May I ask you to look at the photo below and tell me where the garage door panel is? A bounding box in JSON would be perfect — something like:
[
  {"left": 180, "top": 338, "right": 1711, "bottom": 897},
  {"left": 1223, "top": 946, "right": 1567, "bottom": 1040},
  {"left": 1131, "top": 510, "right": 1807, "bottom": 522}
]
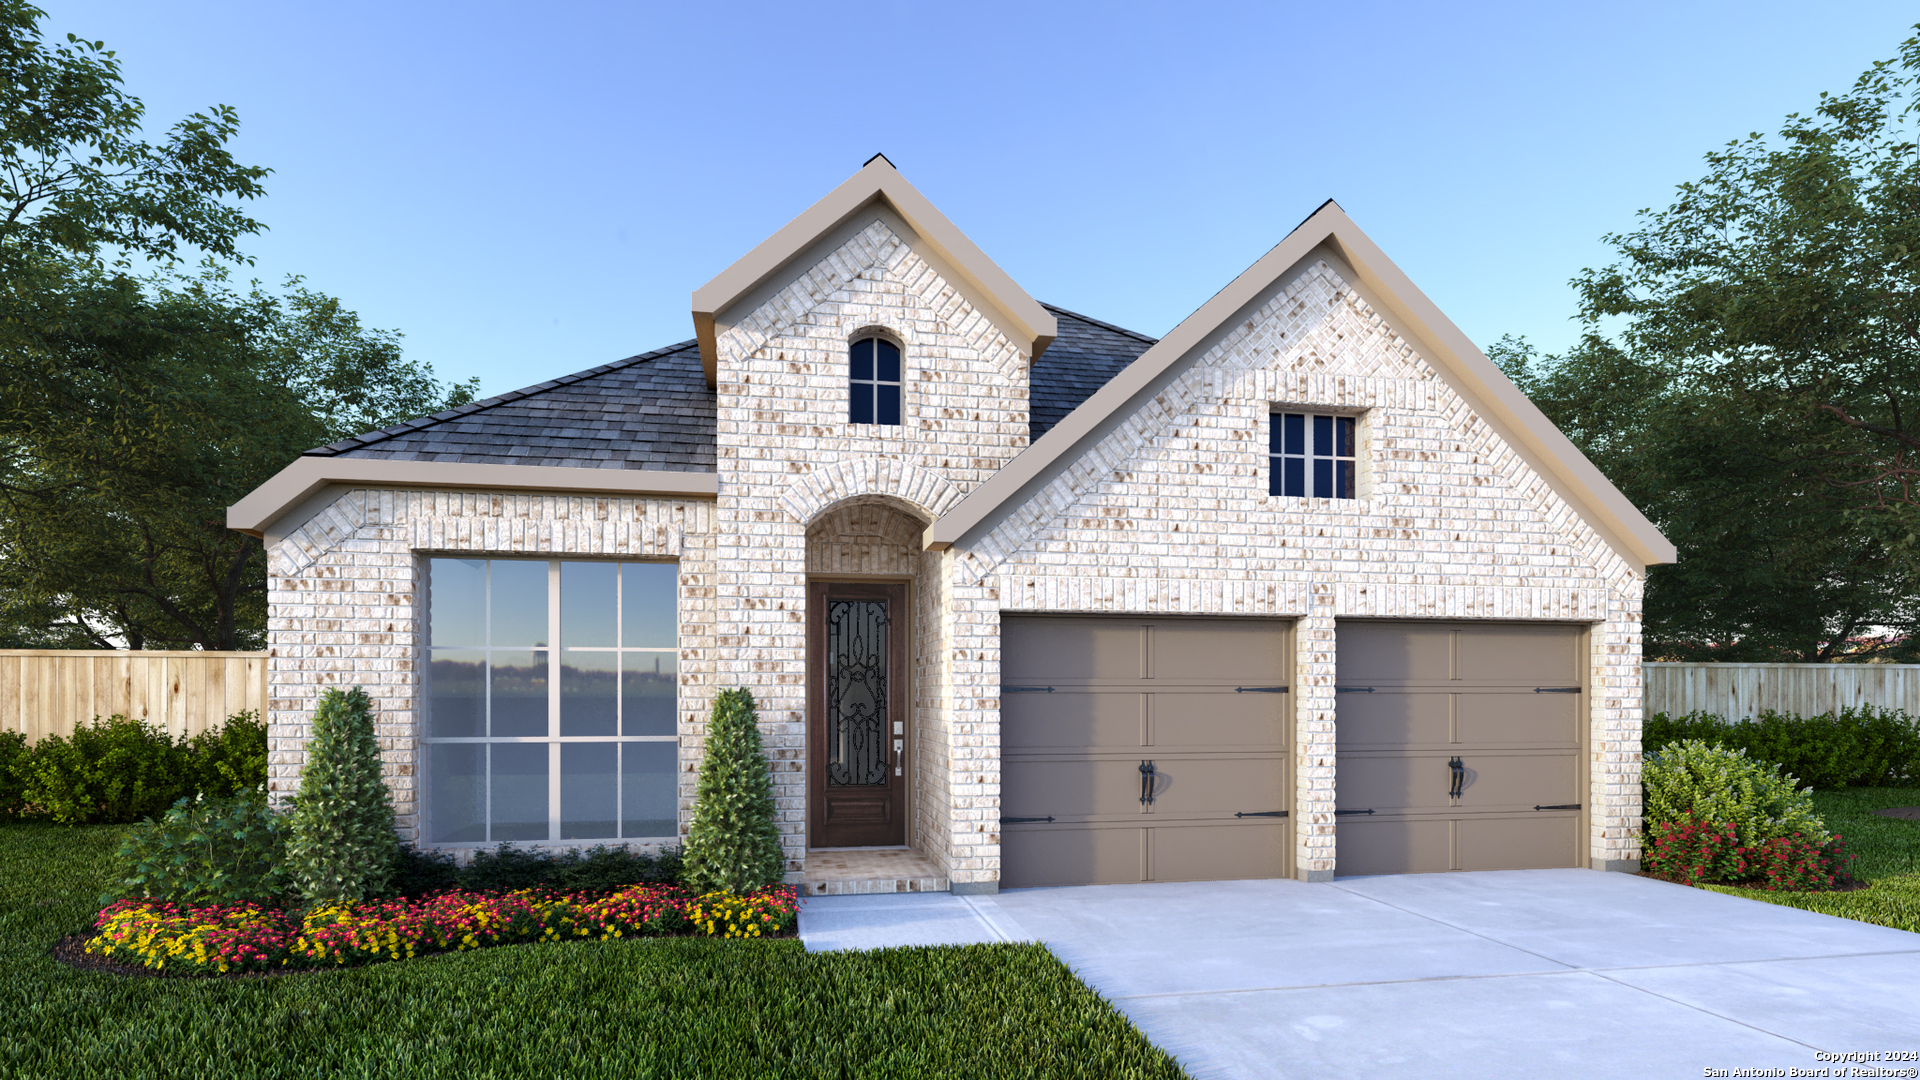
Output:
[
  {"left": 1457, "top": 627, "right": 1580, "bottom": 685},
  {"left": 1149, "top": 755, "right": 1289, "bottom": 817},
  {"left": 1150, "top": 822, "right": 1288, "bottom": 882},
  {"left": 1003, "top": 691, "right": 1143, "bottom": 752},
  {"left": 1335, "top": 752, "right": 1458, "bottom": 813},
  {"left": 1336, "top": 817, "right": 1454, "bottom": 876},
  {"left": 1459, "top": 814, "right": 1580, "bottom": 870},
  {"left": 1458, "top": 751, "right": 1579, "bottom": 808},
  {"left": 1149, "top": 623, "right": 1288, "bottom": 683},
  {"left": 1002, "top": 757, "right": 1148, "bottom": 820},
  {"left": 1150, "top": 692, "right": 1287, "bottom": 748},
  {"left": 1002, "top": 824, "right": 1142, "bottom": 888},
  {"left": 1457, "top": 692, "right": 1579, "bottom": 747},
  {"left": 1333, "top": 691, "right": 1451, "bottom": 748},
  {"left": 1002, "top": 618, "right": 1143, "bottom": 683},
  {"left": 1335, "top": 622, "right": 1453, "bottom": 683}
]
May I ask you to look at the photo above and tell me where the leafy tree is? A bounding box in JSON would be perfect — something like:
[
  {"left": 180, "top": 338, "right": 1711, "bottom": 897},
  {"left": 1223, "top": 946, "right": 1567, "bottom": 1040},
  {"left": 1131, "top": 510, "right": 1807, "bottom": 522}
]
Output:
[
  {"left": 684, "top": 689, "right": 786, "bottom": 894},
  {"left": 282, "top": 687, "right": 398, "bottom": 906},
  {"left": 0, "top": 3, "right": 476, "bottom": 650},
  {"left": 1498, "top": 26, "right": 1920, "bottom": 661}
]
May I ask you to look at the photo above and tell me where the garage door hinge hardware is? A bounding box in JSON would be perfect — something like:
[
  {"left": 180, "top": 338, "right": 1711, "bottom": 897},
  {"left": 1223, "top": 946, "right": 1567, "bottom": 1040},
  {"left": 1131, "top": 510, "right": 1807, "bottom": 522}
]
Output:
[
  {"left": 1533, "top": 804, "right": 1581, "bottom": 811},
  {"left": 1335, "top": 686, "right": 1374, "bottom": 693},
  {"left": 1139, "top": 760, "right": 1157, "bottom": 805},
  {"left": 1003, "top": 816, "right": 1056, "bottom": 824},
  {"left": 1003, "top": 686, "right": 1055, "bottom": 693},
  {"left": 1334, "top": 808, "right": 1375, "bottom": 816},
  {"left": 1235, "top": 685, "right": 1290, "bottom": 693},
  {"left": 1234, "top": 810, "right": 1289, "bottom": 818},
  {"left": 1533, "top": 687, "right": 1580, "bottom": 694}
]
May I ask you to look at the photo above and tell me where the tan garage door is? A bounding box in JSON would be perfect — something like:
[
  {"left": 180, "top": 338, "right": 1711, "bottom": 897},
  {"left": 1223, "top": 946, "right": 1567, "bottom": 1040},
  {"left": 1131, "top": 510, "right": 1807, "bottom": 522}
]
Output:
[
  {"left": 1000, "top": 616, "right": 1292, "bottom": 888},
  {"left": 1334, "top": 621, "right": 1585, "bottom": 876}
]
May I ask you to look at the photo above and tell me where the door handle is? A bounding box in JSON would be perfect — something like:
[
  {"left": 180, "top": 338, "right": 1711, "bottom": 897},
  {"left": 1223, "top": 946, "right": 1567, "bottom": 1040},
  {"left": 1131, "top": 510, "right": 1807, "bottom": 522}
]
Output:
[
  {"left": 1139, "top": 760, "right": 1156, "bottom": 806},
  {"left": 1448, "top": 757, "right": 1464, "bottom": 800}
]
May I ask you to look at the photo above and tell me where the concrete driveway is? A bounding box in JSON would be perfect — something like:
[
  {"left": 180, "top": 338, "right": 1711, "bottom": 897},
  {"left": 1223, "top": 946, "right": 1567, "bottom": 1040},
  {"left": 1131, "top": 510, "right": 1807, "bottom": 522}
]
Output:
[{"left": 798, "top": 869, "right": 1920, "bottom": 1080}]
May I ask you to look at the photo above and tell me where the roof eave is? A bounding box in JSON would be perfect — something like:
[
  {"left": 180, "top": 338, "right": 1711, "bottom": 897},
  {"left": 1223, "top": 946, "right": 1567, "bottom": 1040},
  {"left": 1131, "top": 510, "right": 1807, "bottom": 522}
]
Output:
[
  {"left": 925, "top": 202, "right": 1676, "bottom": 572},
  {"left": 690, "top": 157, "right": 1056, "bottom": 388}
]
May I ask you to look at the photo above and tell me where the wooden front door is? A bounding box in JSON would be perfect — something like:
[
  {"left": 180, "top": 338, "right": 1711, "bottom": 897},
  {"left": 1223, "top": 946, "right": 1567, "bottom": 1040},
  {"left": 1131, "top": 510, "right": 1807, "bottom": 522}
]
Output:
[{"left": 809, "top": 581, "right": 908, "bottom": 847}]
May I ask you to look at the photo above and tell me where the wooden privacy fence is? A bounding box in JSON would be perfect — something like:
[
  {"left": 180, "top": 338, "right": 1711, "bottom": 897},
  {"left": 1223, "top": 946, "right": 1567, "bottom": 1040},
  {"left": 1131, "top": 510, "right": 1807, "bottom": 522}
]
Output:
[
  {"left": 1644, "top": 662, "right": 1920, "bottom": 720},
  {"left": 0, "top": 650, "right": 268, "bottom": 744}
]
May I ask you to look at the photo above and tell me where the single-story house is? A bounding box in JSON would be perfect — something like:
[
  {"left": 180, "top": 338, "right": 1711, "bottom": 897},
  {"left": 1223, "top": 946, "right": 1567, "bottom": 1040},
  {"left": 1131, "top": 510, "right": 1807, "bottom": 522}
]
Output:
[{"left": 229, "top": 156, "right": 1675, "bottom": 894}]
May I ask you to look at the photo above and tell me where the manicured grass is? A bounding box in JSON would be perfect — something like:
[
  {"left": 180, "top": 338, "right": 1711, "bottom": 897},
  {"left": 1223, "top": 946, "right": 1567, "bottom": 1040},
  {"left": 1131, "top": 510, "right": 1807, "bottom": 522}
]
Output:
[
  {"left": 1702, "top": 786, "right": 1920, "bottom": 933},
  {"left": 0, "top": 824, "right": 1186, "bottom": 1079}
]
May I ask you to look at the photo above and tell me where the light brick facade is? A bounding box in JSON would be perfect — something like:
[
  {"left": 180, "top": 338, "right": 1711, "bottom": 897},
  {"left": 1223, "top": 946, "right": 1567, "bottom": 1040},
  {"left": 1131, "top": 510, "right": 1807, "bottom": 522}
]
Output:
[{"left": 260, "top": 192, "right": 1652, "bottom": 885}]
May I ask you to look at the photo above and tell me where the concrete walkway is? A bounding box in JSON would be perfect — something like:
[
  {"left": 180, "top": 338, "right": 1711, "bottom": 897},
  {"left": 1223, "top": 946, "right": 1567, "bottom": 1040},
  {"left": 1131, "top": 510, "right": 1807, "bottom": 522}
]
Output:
[{"left": 798, "top": 869, "right": 1920, "bottom": 1080}]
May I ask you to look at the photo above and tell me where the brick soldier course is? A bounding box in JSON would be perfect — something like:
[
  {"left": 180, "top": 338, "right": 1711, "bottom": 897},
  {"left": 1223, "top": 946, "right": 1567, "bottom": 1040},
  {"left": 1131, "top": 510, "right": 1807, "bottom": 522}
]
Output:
[{"left": 231, "top": 156, "right": 1673, "bottom": 892}]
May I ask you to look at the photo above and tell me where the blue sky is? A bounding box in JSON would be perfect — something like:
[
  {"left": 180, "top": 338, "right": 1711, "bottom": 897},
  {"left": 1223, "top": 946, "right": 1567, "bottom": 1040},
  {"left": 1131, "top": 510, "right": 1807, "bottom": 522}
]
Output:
[{"left": 44, "top": 1, "right": 1920, "bottom": 400}]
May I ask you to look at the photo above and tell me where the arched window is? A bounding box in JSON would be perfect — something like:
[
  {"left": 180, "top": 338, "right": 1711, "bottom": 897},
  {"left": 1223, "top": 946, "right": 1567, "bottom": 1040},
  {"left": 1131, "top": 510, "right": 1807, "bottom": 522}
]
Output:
[{"left": 849, "top": 335, "right": 902, "bottom": 425}]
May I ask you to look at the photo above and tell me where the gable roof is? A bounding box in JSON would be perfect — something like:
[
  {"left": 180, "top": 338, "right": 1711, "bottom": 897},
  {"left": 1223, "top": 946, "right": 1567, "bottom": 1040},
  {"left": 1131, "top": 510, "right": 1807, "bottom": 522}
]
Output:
[
  {"left": 924, "top": 201, "right": 1678, "bottom": 571},
  {"left": 690, "top": 155, "right": 1058, "bottom": 387}
]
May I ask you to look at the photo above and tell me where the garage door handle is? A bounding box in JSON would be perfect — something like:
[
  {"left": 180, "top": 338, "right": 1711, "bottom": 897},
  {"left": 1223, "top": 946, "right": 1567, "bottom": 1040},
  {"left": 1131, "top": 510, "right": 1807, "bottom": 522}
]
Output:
[
  {"left": 1139, "top": 760, "right": 1156, "bottom": 805},
  {"left": 1448, "top": 756, "right": 1464, "bottom": 799},
  {"left": 1334, "top": 808, "right": 1375, "bottom": 816},
  {"left": 1234, "top": 810, "right": 1289, "bottom": 818},
  {"left": 1533, "top": 804, "right": 1581, "bottom": 811},
  {"left": 1336, "top": 686, "right": 1374, "bottom": 693},
  {"left": 1235, "top": 685, "right": 1289, "bottom": 693},
  {"left": 1534, "top": 687, "right": 1580, "bottom": 694},
  {"left": 1004, "top": 816, "right": 1056, "bottom": 824}
]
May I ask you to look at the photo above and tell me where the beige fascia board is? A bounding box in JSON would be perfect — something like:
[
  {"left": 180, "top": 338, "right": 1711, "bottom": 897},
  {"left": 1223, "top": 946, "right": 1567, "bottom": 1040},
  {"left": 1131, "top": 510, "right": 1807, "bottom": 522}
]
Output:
[
  {"left": 925, "top": 202, "right": 1676, "bottom": 571},
  {"left": 689, "top": 157, "right": 1056, "bottom": 388},
  {"left": 227, "top": 457, "right": 719, "bottom": 538}
]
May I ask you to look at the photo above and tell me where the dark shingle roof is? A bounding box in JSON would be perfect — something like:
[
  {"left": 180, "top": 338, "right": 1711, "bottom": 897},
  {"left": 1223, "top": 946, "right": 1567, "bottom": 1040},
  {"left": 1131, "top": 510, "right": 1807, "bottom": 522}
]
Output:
[
  {"left": 1030, "top": 304, "right": 1158, "bottom": 440},
  {"left": 306, "top": 340, "right": 715, "bottom": 471},
  {"left": 309, "top": 304, "right": 1157, "bottom": 469}
]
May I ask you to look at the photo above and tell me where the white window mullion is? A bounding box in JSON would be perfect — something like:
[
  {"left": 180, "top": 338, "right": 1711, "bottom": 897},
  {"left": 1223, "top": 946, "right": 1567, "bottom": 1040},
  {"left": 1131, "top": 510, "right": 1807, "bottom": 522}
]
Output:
[{"left": 547, "top": 559, "right": 561, "bottom": 843}]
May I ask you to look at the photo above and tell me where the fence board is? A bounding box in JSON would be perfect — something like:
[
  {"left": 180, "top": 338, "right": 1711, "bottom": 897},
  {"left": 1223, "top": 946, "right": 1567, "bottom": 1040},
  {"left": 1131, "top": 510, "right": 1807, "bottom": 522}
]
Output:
[
  {"left": 0, "top": 650, "right": 269, "bottom": 743},
  {"left": 1645, "top": 662, "right": 1920, "bottom": 720}
]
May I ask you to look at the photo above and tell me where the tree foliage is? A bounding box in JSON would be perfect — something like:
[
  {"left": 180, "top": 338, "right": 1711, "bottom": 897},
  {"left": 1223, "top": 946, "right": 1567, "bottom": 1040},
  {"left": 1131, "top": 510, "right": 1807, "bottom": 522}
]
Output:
[
  {"left": 0, "top": 3, "right": 475, "bottom": 650},
  {"left": 1497, "top": 26, "right": 1920, "bottom": 661},
  {"left": 684, "top": 689, "right": 786, "bottom": 895}
]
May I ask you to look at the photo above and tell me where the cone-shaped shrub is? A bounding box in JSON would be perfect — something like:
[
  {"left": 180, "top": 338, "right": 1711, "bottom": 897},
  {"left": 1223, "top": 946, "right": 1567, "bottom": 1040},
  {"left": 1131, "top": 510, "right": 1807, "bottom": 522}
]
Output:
[
  {"left": 684, "top": 688, "right": 785, "bottom": 894},
  {"left": 283, "top": 687, "right": 398, "bottom": 905}
]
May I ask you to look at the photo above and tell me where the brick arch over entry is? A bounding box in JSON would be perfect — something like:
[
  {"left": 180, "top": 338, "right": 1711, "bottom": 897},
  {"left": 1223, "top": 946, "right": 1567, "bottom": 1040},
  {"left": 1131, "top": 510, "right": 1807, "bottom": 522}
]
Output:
[
  {"left": 779, "top": 457, "right": 963, "bottom": 527},
  {"left": 805, "top": 499, "right": 927, "bottom": 576}
]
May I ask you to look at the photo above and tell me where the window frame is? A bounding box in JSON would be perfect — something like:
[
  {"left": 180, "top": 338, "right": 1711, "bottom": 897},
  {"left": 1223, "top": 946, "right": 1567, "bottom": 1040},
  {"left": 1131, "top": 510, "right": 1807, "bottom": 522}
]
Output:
[
  {"left": 1269, "top": 411, "right": 1359, "bottom": 500},
  {"left": 421, "top": 556, "right": 680, "bottom": 848},
  {"left": 848, "top": 331, "right": 904, "bottom": 426}
]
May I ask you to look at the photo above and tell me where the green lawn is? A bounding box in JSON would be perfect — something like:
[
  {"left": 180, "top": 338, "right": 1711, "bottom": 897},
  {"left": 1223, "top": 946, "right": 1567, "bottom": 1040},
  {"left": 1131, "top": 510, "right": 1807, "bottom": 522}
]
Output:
[
  {"left": 1702, "top": 786, "right": 1920, "bottom": 933},
  {"left": 0, "top": 824, "right": 1186, "bottom": 1080}
]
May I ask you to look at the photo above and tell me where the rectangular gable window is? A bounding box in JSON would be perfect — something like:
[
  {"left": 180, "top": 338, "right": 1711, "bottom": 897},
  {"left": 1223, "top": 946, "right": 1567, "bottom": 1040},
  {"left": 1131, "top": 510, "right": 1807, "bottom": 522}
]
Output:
[
  {"left": 425, "top": 558, "right": 679, "bottom": 845},
  {"left": 1270, "top": 412, "right": 1356, "bottom": 499}
]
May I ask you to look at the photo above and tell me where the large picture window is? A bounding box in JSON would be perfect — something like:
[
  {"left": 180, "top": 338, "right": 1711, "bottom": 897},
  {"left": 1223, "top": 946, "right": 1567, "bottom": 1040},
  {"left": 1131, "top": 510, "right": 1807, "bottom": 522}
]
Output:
[{"left": 424, "top": 558, "right": 678, "bottom": 845}]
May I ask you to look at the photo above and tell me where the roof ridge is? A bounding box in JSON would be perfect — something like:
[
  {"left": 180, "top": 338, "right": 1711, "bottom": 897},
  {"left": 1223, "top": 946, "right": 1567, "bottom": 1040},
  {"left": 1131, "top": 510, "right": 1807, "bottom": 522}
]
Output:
[
  {"left": 303, "top": 339, "right": 701, "bottom": 457},
  {"left": 1039, "top": 302, "right": 1159, "bottom": 346}
]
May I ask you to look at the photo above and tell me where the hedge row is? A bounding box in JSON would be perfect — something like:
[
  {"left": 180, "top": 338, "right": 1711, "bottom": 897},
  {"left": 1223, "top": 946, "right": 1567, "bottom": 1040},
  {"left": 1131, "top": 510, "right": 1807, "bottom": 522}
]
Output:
[
  {"left": 0, "top": 712, "right": 266, "bottom": 824},
  {"left": 1643, "top": 706, "right": 1920, "bottom": 789}
]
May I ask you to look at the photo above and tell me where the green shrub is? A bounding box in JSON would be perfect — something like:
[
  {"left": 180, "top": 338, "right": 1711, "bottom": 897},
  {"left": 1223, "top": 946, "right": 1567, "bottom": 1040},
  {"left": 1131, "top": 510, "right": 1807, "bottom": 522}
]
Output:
[
  {"left": 282, "top": 687, "right": 398, "bottom": 905},
  {"left": 1644, "top": 706, "right": 1920, "bottom": 788},
  {"left": 1643, "top": 739, "right": 1826, "bottom": 849},
  {"left": 104, "top": 791, "right": 285, "bottom": 905},
  {"left": 684, "top": 688, "right": 785, "bottom": 894},
  {"left": 391, "top": 842, "right": 686, "bottom": 897},
  {"left": 0, "top": 730, "right": 27, "bottom": 819},
  {"left": 185, "top": 710, "right": 269, "bottom": 796},
  {"left": 20, "top": 715, "right": 191, "bottom": 824}
]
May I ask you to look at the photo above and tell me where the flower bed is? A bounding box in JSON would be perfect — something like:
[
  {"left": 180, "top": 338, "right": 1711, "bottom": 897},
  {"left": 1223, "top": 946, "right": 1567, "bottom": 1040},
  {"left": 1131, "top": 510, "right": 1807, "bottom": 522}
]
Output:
[{"left": 86, "top": 883, "right": 799, "bottom": 975}]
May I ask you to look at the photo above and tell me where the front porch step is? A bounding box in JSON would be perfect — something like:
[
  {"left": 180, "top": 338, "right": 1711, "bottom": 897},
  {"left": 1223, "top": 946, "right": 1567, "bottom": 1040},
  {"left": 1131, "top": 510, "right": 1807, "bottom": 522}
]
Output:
[{"left": 803, "top": 847, "right": 947, "bottom": 896}]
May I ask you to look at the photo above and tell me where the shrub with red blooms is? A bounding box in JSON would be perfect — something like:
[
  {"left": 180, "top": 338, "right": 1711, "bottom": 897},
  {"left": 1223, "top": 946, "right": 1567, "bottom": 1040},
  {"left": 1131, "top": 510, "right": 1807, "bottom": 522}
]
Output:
[
  {"left": 86, "top": 883, "right": 800, "bottom": 975},
  {"left": 1644, "top": 816, "right": 1853, "bottom": 891}
]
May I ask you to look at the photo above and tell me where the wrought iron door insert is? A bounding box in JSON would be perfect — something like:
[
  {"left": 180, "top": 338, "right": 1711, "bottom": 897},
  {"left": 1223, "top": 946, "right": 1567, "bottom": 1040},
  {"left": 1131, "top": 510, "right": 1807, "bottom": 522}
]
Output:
[{"left": 826, "top": 600, "right": 889, "bottom": 787}]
